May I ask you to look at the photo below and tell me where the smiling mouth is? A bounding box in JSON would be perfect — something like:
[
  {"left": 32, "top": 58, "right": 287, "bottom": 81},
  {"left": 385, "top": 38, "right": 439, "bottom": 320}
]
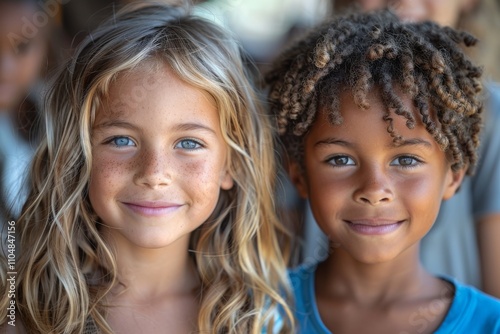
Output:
[
  {"left": 122, "top": 202, "right": 183, "bottom": 217},
  {"left": 344, "top": 220, "right": 404, "bottom": 235}
]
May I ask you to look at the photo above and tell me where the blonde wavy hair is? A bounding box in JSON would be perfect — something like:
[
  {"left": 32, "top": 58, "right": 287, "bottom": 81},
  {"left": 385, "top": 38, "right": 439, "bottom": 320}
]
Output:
[{"left": 0, "top": 3, "right": 294, "bottom": 333}]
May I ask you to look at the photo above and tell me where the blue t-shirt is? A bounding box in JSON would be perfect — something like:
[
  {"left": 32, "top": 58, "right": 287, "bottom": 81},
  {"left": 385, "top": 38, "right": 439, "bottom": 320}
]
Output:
[{"left": 289, "top": 263, "right": 500, "bottom": 333}]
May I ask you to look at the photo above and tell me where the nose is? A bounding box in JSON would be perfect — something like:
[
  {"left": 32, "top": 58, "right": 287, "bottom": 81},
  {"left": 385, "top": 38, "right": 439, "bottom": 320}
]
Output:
[
  {"left": 134, "top": 147, "right": 172, "bottom": 189},
  {"left": 353, "top": 165, "right": 394, "bottom": 205}
]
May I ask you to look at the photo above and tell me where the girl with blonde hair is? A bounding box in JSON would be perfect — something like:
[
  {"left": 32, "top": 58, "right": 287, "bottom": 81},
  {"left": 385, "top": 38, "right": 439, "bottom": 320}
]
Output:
[{"left": 0, "top": 3, "right": 294, "bottom": 333}]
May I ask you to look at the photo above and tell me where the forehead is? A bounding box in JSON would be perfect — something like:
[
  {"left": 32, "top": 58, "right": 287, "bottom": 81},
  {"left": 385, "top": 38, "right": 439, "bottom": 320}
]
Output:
[
  {"left": 100, "top": 62, "right": 162, "bottom": 116},
  {"left": 94, "top": 61, "right": 219, "bottom": 127},
  {"left": 0, "top": 2, "right": 41, "bottom": 34},
  {"left": 312, "top": 88, "right": 438, "bottom": 145}
]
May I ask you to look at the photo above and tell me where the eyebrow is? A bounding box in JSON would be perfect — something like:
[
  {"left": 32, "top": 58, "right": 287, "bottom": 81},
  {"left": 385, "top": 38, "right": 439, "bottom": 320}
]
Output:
[
  {"left": 314, "top": 137, "right": 433, "bottom": 149},
  {"left": 94, "top": 119, "right": 216, "bottom": 135},
  {"left": 314, "top": 138, "right": 352, "bottom": 148},
  {"left": 94, "top": 120, "right": 140, "bottom": 131},
  {"left": 172, "top": 122, "right": 217, "bottom": 135},
  {"left": 395, "top": 138, "right": 433, "bottom": 149}
]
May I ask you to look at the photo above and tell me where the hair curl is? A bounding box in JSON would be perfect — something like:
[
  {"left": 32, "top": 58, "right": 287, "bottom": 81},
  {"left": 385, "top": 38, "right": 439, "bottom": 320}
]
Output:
[
  {"left": 266, "top": 10, "right": 483, "bottom": 174},
  {"left": 0, "top": 3, "right": 294, "bottom": 333}
]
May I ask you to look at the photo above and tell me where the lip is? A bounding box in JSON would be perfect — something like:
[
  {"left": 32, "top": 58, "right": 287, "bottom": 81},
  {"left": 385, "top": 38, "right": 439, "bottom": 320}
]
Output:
[
  {"left": 122, "top": 201, "right": 183, "bottom": 217},
  {"left": 344, "top": 219, "right": 404, "bottom": 235}
]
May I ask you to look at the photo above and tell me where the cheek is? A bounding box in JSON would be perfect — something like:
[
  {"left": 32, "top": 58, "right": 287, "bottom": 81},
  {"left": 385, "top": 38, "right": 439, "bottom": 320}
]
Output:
[
  {"left": 397, "top": 173, "right": 443, "bottom": 215},
  {"left": 306, "top": 171, "right": 347, "bottom": 215},
  {"left": 185, "top": 159, "right": 222, "bottom": 187},
  {"left": 18, "top": 49, "right": 45, "bottom": 85},
  {"left": 307, "top": 165, "right": 351, "bottom": 195},
  {"left": 89, "top": 154, "right": 132, "bottom": 201},
  {"left": 179, "top": 158, "right": 225, "bottom": 203}
]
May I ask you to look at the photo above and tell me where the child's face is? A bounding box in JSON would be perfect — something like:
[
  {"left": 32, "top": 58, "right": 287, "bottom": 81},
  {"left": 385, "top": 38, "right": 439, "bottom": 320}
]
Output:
[
  {"left": 89, "top": 62, "right": 233, "bottom": 250},
  {"left": 290, "top": 89, "right": 464, "bottom": 263},
  {"left": 0, "top": 2, "right": 47, "bottom": 110}
]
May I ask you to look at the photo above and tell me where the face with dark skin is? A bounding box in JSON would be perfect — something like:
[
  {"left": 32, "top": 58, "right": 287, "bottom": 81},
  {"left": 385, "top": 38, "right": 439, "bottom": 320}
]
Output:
[{"left": 290, "top": 89, "right": 464, "bottom": 264}]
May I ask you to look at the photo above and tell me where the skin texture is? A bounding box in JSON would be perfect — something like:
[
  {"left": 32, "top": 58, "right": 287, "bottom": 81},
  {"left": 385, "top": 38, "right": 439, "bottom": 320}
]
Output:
[
  {"left": 290, "top": 89, "right": 465, "bottom": 333},
  {"left": 0, "top": 2, "right": 47, "bottom": 111},
  {"left": 88, "top": 61, "right": 233, "bottom": 333},
  {"left": 90, "top": 62, "right": 233, "bottom": 251}
]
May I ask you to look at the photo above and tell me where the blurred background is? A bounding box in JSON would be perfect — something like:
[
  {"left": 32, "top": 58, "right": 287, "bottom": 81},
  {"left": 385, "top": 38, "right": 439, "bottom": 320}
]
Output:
[
  {"left": 59, "top": 0, "right": 332, "bottom": 74},
  {"left": 56, "top": 0, "right": 500, "bottom": 80}
]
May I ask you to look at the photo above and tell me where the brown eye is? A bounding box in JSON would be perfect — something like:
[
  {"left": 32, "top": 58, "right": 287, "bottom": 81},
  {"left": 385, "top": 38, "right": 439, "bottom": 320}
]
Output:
[
  {"left": 391, "top": 156, "right": 422, "bottom": 168},
  {"left": 398, "top": 157, "right": 414, "bottom": 165},
  {"left": 327, "top": 155, "right": 354, "bottom": 166},
  {"left": 334, "top": 157, "right": 349, "bottom": 165}
]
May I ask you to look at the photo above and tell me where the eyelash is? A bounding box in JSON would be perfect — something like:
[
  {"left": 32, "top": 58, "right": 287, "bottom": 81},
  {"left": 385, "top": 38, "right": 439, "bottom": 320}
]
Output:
[
  {"left": 104, "top": 136, "right": 135, "bottom": 147},
  {"left": 103, "top": 137, "right": 205, "bottom": 150},
  {"left": 325, "top": 154, "right": 423, "bottom": 169},
  {"left": 391, "top": 155, "right": 423, "bottom": 169},
  {"left": 175, "top": 138, "right": 204, "bottom": 150},
  {"left": 326, "top": 155, "right": 355, "bottom": 167}
]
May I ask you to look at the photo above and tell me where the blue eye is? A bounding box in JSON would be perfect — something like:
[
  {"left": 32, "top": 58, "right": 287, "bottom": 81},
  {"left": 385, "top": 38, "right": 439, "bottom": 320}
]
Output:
[
  {"left": 327, "top": 155, "right": 355, "bottom": 166},
  {"left": 391, "top": 156, "right": 421, "bottom": 168},
  {"left": 109, "top": 136, "right": 135, "bottom": 147},
  {"left": 176, "top": 139, "right": 202, "bottom": 150}
]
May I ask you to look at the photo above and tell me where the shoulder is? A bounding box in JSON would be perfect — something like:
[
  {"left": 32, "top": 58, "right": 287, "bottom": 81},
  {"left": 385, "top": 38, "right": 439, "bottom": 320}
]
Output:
[
  {"left": 287, "top": 262, "right": 317, "bottom": 314},
  {"left": 287, "top": 262, "right": 331, "bottom": 333},
  {"left": 288, "top": 262, "right": 317, "bottom": 288},
  {"left": 439, "top": 278, "right": 500, "bottom": 333}
]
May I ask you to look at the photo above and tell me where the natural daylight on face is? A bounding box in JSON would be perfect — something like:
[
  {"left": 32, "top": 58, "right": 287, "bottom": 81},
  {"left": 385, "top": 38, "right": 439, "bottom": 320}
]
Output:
[
  {"left": 298, "top": 89, "right": 460, "bottom": 264},
  {"left": 88, "top": 61, "right": 233, "bottom": 251}
]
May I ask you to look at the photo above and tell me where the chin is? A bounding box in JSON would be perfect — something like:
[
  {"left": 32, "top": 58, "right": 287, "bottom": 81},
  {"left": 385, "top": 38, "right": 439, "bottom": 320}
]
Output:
[
  {"left": 133, "top": 236, "right": 184, "bottom": 249},
  {"left": 111, "top": 230, "right": 189, "bottom": 251},
  {"left": 349, "top": 249, "right": 402, "bottom": 265}
]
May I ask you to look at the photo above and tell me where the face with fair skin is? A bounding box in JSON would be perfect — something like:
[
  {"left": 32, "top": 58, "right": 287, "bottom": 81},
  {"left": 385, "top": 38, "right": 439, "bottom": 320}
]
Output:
[
  {"left": 346, "top": 0, "right": 476, "bottom": 27},
  {"left": 89, "top": 62, "right": 233, "bottom": 253},
  {"left": 290, "top": 89, "right": 464, "bottom": 264},
  {"left": 0, "top": 2, "right": 48, "bottom": 110}
]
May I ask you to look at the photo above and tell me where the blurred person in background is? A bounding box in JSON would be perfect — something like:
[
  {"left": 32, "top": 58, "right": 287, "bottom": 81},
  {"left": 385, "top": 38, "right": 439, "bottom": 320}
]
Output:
[
  {"left": 300, "top": 0, "right": 500, "bottom": 298},
  {"left": 0, "top": 0, "right": 64, "bottom": 222},
  {"left": 333, "top": 0, "right": 500, "bottom": 82},
  {"left": 61, "top": 0, "right": 207, "bottom": 46}
]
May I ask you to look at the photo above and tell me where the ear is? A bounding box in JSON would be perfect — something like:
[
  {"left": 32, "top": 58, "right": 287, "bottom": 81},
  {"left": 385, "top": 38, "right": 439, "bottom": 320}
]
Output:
[
  {"left": 220, "top": 168, "right": 234, "bottom": 190},
  {"left": 442, "top": 167, "right": 466, "bottom": 200},
  {"left": 289, "top": 161, "right": 309, "bottom": 199}
]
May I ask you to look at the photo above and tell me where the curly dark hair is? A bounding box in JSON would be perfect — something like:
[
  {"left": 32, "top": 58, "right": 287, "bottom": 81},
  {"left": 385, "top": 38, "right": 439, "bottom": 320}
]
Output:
[{"left": 266, "top": 10, "right": 483, "bottom": 174}]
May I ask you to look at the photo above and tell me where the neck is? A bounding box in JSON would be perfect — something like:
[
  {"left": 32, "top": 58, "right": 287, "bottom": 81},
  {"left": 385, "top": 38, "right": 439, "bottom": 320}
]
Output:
[
  {"left": 104, "top": 231, "right": 199, "bottom": 303},
  {"left": 317, "top": 243, "right": 439, "bottom": 305}
]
